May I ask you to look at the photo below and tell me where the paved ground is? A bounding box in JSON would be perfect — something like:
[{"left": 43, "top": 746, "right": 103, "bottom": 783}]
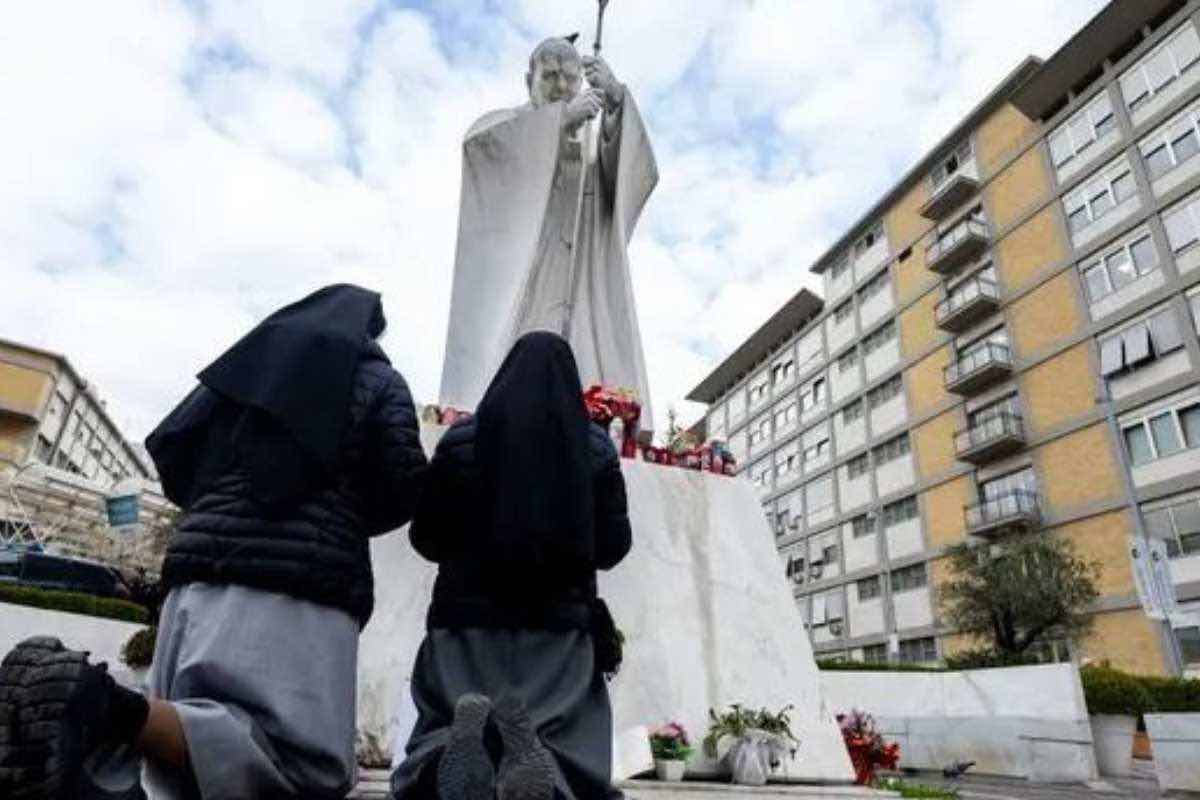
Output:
[{"left": 349, "top": 762, "right": 1173, "bottom": 799}]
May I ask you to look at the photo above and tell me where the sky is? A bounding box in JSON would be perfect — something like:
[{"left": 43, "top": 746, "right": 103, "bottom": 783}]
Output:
[{"left": 0, "top": 0, "right": 1110, "bottom": 442}]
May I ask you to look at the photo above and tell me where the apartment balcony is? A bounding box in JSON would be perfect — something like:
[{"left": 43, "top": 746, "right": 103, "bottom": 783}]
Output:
[
  {"left": 926, "top": 219, "right": 990, "bottom": 275},
  {"left": 920, "top": 169, "right": 981, "bottom": 220},
  {"left": 964, "top": 490, "right": 1041, "bottom": 538},
  {"left": 944, "top": 343, "right": 1013, "bottom": 396},
  {"left": 935, "top": 277, "right": 1001, "bottom": 334},
  {"left": 954, "top": 412, "right": 1026, "bottom": 466}
]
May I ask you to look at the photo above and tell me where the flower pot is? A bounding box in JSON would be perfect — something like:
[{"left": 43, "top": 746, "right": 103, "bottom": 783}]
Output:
[
  {"left": 654, "top": 759, "right": 686, "bottom": 782},
  {"left": 1090, "top": 714, "right": 1136, "bottom": 777}
]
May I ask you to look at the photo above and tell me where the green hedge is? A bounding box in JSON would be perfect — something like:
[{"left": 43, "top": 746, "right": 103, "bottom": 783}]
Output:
[
  {"left": 121, "top": 627, "right": 156, "bottom": 668},
  {"left": 817, "top": 659, "right": 946, "bottom": 673},
  {"left": 0, "top": 583, "right": 150, "bottom": 624},
  {"left": 1081, "top": 665, "right": 1200, "bottom": 716}
]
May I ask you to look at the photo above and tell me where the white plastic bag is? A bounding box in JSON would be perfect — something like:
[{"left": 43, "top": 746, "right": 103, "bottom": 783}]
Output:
[{"left": 729, "top": 732, "right": 773, "bottom": 786}]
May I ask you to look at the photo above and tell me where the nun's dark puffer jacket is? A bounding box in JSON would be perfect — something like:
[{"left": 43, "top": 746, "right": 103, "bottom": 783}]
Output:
[
  {"left": 161, "top": 344, "right": 427, "bottom": 627},
  {"left": 411, "top": 416, "right": 632, "bottom": 631}
]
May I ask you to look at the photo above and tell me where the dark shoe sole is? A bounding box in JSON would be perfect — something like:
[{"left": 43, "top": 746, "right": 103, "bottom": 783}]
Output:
[
  {"left": 436, "top": 693, "right": 495, "bottom": 800},
  {"left": 494, "top": 696, "right": 555, "bottom": 800}
]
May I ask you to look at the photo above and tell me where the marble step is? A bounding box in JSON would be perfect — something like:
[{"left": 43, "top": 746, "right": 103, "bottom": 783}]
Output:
[{"left": 349, "top": 770, "right": 894, "bottom": 799}]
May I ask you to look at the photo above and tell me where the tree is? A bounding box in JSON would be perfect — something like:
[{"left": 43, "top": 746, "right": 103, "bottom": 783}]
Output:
[{"left": 939, "top": 534, "right": 1101, "bottom": 656}]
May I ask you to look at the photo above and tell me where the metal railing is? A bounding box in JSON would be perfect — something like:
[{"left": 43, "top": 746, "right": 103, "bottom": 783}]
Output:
[
  {"left": 927, "top": 218, "right": 989, "bottom": 264},
  {"left": 954, "top": 412, "right": 1024, "bottom": 455},
  {"left": 944, "top": 342, "right": 1012, "bottom": 386},
  {"left": 935, "top": 276, "right": 1000, "bottom": 324},
  {"left": 964, "top": 489, "right": 1041, "bottom": 532}
]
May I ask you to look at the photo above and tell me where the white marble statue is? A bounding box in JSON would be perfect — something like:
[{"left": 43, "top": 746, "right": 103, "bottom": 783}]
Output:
[{"left": 439, "top": 37, "right": 658, "bottom": 433}]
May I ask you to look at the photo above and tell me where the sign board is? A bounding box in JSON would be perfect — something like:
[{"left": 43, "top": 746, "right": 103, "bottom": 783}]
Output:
[{"left": 105, "top": 494, "right": 140, "bottom": 529}]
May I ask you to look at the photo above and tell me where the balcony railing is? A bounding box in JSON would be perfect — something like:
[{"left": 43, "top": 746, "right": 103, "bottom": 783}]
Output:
[
  {"left": 954, "top": 412, "right": 1026, "bottom": 465},
  {"left": 944, "top": 342, "right": 1013, "bottom": 395},
  {"left": 926, "top": 218, "right": 990, "bottom": 275},
  {"left": 935, "top": 277, "right": 1001, "bottom": 333},
  {"left": 921, "top": 166, "right": 981, "bottom": 220},
  {"left": 964, "top": 489, "right": 1041, "bottom": 538}
]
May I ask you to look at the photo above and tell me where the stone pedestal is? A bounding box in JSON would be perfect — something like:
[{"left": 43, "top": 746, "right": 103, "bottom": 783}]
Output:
[{"left": 356, "top": 425, "right": 854, "bottom": 783}]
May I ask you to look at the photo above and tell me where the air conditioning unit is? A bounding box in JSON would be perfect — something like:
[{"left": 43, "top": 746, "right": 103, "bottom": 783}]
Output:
[
  {"left": 809, "top": 562, "right": 824, "bottom": 580},
  {"left": 830, "top": 621, "right": 845, "bottom": 636}
]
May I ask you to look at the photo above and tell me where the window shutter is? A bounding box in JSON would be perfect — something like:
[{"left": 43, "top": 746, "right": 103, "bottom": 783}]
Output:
[
  {"left": 1123, "top": 324, "right": 1152, "bottom": 366},
  {"left": 811, "top": 594, "right": 828, "bottom": 624},
  {"left": 1149, "top": 310, "right": 1184, "bottom": 355},
  {"left": 1099, "top": 335, "right": 1124, "bottom": 376}
]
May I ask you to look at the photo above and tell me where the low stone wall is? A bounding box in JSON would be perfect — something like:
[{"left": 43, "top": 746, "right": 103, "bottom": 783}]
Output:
[
  {"left": 820, "top": 664, "right": 1098, "bottom": 781},
  {"left": 0, "top": 602, "right": 145, "bottom": 687},
  {"left": 1145, "top": 713, "right": 1200, "bottom": 792}
]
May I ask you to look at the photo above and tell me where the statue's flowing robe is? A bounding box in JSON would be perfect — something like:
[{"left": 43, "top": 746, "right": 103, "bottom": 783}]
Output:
[{"left": 438, "top": 94, "right": 658, "bottom": 432}]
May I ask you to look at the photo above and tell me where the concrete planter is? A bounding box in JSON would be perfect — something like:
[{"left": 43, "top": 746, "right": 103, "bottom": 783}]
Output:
[
  {"left": 1144, "top": 713, "right": 1200, "bottom": 792},
  {"left": 1089, "top": 714, "right": 1136, "bottom": 777}
]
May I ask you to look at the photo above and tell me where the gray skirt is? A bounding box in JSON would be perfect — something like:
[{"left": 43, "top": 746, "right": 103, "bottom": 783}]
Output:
[
  {"left": 390, "top": 628, "right": 621, "bottom": 800},
  {"left": 87, "top": 582, "right": 360, "bottom": 800}
]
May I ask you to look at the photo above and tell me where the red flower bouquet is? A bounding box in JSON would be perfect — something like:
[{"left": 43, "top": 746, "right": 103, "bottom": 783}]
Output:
[{"left": 837, "top": 710, "right": 900, "bottom": 785}]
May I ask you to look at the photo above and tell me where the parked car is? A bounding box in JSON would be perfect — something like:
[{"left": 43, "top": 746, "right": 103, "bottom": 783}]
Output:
[{"left": 0, "top": 550, "right": 129, "bottom": 599}]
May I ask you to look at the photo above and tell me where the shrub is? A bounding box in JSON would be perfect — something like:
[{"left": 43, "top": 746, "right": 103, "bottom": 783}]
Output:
[
  {"left": 1138, "top": 673, "right": 1200, "bottom": 713},
  {"left": 121, "top": 627, "right": 157, "bottom": 669},
  {"left": 0, "top": 583, "right": 149, "bottom": 624},
  {"left": 942, "top": 649, "right": 1042, "bottom": 670},
  {"left": 818, "top": 659, "right": 945, "bottom": 673},
  {"left": 1081, "top": 666, "right": 1153, "bottom": 717},
  {"left": 703, "top": 704, "right": 799, "bottom": 758}
]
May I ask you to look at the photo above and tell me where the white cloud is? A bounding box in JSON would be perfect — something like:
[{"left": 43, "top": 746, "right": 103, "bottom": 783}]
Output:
[{"left": 2, "top": 0, "right": 1108, "bottom": 443}]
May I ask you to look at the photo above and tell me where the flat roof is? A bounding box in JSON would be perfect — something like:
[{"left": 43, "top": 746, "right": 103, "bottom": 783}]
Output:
[
  {"left": 686, "top": 288, "right": 824, "bottom": 404},
  {"left": 1011, "top": 0, "right": 1180, "bottom": 120},
  {"left": 809, "top": 56, "right": 1043, "bottom": 275}
]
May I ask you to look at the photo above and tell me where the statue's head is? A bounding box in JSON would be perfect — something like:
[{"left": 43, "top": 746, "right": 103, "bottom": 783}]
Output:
[{"left": 526, "top": 37, "right": 583, "bottom": 107}]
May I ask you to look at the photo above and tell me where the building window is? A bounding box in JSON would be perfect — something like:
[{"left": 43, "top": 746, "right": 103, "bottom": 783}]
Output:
[
  {"left": 1065, "top": 162, "right": 1137, "bottom": 235},
  {"left": 805, "top": 476, "right": 835, "bottom": 519},
  {"left": 752, "top": 459, "right": 772, "bottom": 491},
  {"left": 842, "top": 400, "right": 864, "bottom": 425},
  {"left": 775, "top": 445, "right": 800, "bottom": 480},
  {"left": 872, "top": 432, "right": 911, "bottom": 466},
  {"left": 1119, "top": 22, "right": 1200, "bottom": 112},
  {"left": 862, "top": 643, "right": 888, "bottom": 663},
  {"left": 34, "top": 436, "right": 54, "bottom": 465},
  {"left": 800, "top": 377, "right": 826, "bottom": 413},
  {"left": 838, "top": 348, "right": 858, "bottom": 373},
  {"left": 1050, "top": 91, "right": 1116, "bottom": 168},
  {"left": 867, "top": 375, "right": 903, "bottom": 409},
  {"left": 834, "top": 300, "right": 854, "bottom": 325},
  {"left": 785, "top": 552, "right": 806, "bottom": 582},
  {"left": 772, "top": 356, "right": 796, "bottom": 387},
  {"left": 1099, "top": 307, "right": 1185, "bottom": 378},
  {"left": 1080, "top": 232, "right": 1159, "bottom": 303},
  {"left": 774, "top": 401, "right": 798, "bottom": 432},
  {"left": 898, "top": 636, "right": 938, "bottom": 664},
  {"left": 830, "top": 254, "right": 851, "bottom": 283},
  {"left": 857, "top": 575, "right": 882, "bottom": 601},
  {"left": 1162, "top": 189, "right": 1200, "bottom": 254},
  {"left": 748, "top": 415, "right": 772, "bottom": 448},
  {"left": 891, "top": 563, "right": 928, "bottom": 592},
  {"left": 1123, "top": 402, "right": 1200, "bottom": 466},
  {"left": 749, "top": 376, "right": 770, "bottom": 406},
  {"left": 969, "top": 393, "right": 1021, "bottom": 428},
  {"left": 857, "top": 270, "right": 890, "bottom": 302},
  {"left": 850, "top": 514, "right": 876, "bottom": 538},
  {"left": 931, "top": 140, "right": 973, "bottom": 190},
  {"left": 803, "top": 437, "right": 830, "bottom": 468},
  {"left": 847, "top": 454, "right": 871, "bottom": 480},
  {"left": 855, "top": 222, "right": 884, "bottom": 257},
  {"left": 980, "top": 467, "right": 1037, "bottom": 502},
  {"left": 1143, "top": 496, "right": 1200, "bottom": 558},
  {"left": 881, "top": 495, "right": 918, "bottom": 528},
  {"left": 861, "top": 321, "right": 897, "bottom": 357},
  {"left": 1141, "top": 100, "right": 1200, "bottom": 180},
  {"left": 1177, "top": 625, "right": 1200, "bottom": 666}
]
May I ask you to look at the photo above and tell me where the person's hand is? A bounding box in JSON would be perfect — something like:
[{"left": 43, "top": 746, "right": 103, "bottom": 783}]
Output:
[
  {"left": 582, "top": 56, "right": 620, "bottom": 103},
  {"left": 563, "top": 88, "right": 604, "bottom": 134}
]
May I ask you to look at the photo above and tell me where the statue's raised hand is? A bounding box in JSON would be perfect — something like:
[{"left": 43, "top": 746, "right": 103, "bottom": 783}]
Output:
[
  {"left": 563, "top": 89, "right": 604, "bottom": 135},
  {"left": 583, "top": 56, "right": 623, "bottom": 107}
]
